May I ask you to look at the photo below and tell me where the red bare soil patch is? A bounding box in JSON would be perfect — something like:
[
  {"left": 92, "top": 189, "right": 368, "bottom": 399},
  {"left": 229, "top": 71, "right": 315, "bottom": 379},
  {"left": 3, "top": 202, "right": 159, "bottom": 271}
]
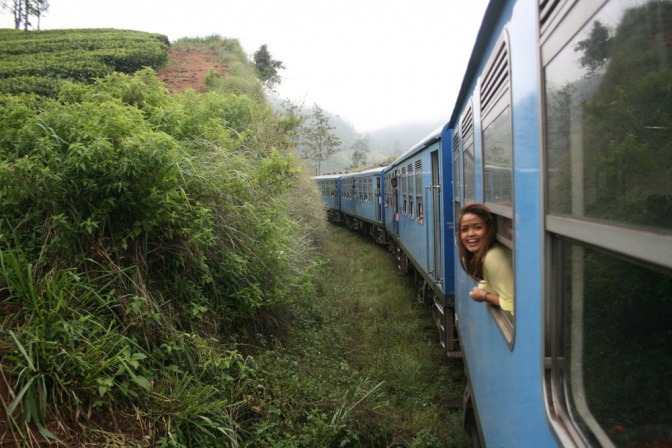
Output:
[{"left": 157, "top": 48, "right": 227, "bottom": 93}]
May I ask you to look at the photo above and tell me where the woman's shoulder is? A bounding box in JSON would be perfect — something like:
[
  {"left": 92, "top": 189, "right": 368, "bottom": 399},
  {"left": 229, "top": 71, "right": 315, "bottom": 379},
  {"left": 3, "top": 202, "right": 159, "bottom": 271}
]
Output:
[{"left": 485, "top": 242, "right": 512, "bottom": 262}]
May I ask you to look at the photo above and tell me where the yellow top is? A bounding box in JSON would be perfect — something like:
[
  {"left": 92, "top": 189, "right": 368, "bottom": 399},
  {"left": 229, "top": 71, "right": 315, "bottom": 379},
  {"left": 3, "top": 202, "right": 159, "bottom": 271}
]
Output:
[{"left": 478, "top": 242, "right": 515, "bottom": 313}]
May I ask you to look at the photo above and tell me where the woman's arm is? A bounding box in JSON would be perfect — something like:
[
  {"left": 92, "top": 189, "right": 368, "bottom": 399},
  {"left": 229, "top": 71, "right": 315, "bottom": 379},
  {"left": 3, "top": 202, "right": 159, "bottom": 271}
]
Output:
[{"left": 469, "top": 287, "right": 500, "bottom": 306}]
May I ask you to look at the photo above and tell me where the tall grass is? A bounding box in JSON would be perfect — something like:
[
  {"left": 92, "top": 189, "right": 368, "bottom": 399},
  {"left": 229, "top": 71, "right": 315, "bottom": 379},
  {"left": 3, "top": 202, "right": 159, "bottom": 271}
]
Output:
[
  {"left": 0, "top": 34, "right": 325, "bottom": 445},
  {"left": 250, "top": 225, "right": 471, "bottom": 447}
]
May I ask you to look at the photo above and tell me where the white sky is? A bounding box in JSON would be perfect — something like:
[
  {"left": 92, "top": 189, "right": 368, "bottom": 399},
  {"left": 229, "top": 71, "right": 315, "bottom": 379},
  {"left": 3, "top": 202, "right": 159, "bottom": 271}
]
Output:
[{"left": 0, "top": 0, "right": 490, "bottom": 133}]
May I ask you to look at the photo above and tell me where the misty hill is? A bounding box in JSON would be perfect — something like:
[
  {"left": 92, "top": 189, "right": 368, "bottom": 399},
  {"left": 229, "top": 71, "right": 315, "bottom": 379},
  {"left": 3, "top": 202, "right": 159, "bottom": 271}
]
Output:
[{"left": 270, "top": 96, "right": 443, "bottom": 174}]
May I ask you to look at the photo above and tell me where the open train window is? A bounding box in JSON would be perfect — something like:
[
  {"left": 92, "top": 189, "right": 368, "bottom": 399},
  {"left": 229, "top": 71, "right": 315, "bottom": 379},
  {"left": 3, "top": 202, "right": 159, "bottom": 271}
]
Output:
[
  {"left": 543, "top": 0, "right": 672, "bottom": 445},
  {"left": 479, "top": 30, "right": 515, "bottom": 339}
]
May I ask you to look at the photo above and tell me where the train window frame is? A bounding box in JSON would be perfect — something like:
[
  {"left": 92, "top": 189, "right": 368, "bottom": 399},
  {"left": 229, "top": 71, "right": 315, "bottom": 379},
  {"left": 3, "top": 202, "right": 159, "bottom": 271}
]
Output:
[
  {"left": 479, "top": 29, "right": 516, "bottom": 343},
  {"left": 480, "top": 31, "right": 514, "bottom": 219},
  {"left": 408, "top": 163, "right": 414, "bottom": 219},
  {"left": 541, "top": 0, "right": 672, "bottom": 445},
  {"left": 461, "top": 103, "right": 476, "bottom": 203},
  {"left": 415, "top": 160, "right": 423, "bottom": 224}
]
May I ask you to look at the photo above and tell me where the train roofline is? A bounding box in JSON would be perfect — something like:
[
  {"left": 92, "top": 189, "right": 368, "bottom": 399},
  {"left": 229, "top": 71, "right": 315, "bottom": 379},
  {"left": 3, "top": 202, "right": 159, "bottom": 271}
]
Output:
[
  {"left": 339, "top": 166, "right": 386, "bottom": 178},
  {"left": 312, "top": 174, "right": 342, "bottom": 180}
]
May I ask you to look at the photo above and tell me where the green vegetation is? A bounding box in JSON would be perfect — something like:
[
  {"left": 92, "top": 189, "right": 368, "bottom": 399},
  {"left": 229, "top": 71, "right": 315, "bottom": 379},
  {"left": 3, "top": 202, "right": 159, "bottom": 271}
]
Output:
[
  {"left": 0, "top": 31, "right": 467, "bottom": 446},
  {"left": 250, "top": 226, "right": 470, "bottom": 447},
  {"left": 0, "top": 28, "right": 170, "bottom": 96}
]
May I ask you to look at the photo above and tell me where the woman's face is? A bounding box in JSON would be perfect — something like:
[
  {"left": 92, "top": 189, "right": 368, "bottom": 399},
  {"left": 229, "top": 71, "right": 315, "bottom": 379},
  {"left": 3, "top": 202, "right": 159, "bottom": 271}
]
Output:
[{"left": 459, "top": 213, "right": 487, "bottom": 253}]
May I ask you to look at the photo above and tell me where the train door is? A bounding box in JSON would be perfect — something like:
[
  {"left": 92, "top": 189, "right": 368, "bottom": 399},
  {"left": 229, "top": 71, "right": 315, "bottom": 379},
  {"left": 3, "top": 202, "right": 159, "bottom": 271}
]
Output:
[{"left": 431, "top": 151, "right": 442, "bottom": 284}]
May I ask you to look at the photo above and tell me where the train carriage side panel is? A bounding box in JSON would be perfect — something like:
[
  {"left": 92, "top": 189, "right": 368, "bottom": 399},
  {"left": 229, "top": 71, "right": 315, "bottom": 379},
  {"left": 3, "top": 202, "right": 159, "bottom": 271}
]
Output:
[
  {"left": 340, "top": 168, "right": 385, "bottom": 227},
  {"left": 387, "top": 128, "right": 450, "bottom": 299},
  {"left": 449, "top": 0, "right": 558, "bottom": 446},
  {"left": 313, "top": 174, "right": 341, "bottom": 214}
]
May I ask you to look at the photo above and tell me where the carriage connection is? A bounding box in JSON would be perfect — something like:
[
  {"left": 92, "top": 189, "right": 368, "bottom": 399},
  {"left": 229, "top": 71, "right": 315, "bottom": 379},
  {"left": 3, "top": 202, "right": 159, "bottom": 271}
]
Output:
[{"left": 314, "top": 0, "right": 672, "bottom": 446}]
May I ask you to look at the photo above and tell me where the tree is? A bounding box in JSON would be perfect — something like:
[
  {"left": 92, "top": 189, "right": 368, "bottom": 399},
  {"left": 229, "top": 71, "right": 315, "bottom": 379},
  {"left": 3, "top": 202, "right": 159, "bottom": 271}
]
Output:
[
  {"left": 574, "top": 20, "right": 612, "bottom": 75},
  {"left": 33, "top": 0, "right": 48, "bottom": 29},
  {"left": 300, "top": 104, "right": 342, "bottom": 175},
  {"left": 253, "top": 44, "right": 285, "bottom": 89},
  {"left": 349, "top": 137, "right": 370, "bottom": 169},
  {"left": 1, "top": 0, "right": 48, "bottom": 30}
]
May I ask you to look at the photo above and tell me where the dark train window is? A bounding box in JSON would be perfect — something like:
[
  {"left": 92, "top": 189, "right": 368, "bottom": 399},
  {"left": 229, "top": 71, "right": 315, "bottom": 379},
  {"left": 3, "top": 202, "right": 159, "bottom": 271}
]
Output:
[{"left": 548, "top": 238, "right": 672, "bottom": 446}]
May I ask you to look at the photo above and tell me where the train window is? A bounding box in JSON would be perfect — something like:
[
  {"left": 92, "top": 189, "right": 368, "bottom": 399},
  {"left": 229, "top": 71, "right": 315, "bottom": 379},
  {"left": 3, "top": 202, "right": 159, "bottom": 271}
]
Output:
[
  {"left": 452, "top": 130, "right": 461, "bottom": 227},
  {"left": 479, "top": 31, "right": 515, "bottom": 335},
  {"left": 461, "top": 105, "right": 476, "bottom": 203},
  {"left": 408, "top": 163, "right": 414, "bottom": 219},
  {"left": 545, "top": 0, "right": 672, "bottom": 232},
  {"left": 401, "top": 166, "right": 407, "bottom": 215},
  {"left": 385, "top": 173, "right": 391, "bottom": 207},
  {"left": 415, "top": 160, "right": 423, "bottom": 223},
  {"left": 543, "top": 1, "right": 672, "bottom": 445},
  {"left": 547, "top": 238, "right": 672, "bottom": 447},
  {"left": 481, "top": 35, "right": 513, "bottom": 213}
]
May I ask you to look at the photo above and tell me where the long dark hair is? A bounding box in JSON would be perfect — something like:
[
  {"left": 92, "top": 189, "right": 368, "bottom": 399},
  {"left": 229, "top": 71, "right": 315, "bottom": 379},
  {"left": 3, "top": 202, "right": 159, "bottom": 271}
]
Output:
[{"left": 456, "top": 203, "right": 496, "bottom": 281}]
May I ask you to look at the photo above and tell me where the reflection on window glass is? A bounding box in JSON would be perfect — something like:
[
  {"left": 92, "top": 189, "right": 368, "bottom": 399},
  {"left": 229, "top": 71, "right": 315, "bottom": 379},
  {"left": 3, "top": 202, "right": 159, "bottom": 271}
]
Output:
[
  {"left": 483, "top": 106, "right": 513, "bottom": 205},
  {"left": 545, "top": 0, "right": 672, "bottom": 230},
  {"left": 557, "top": 239, "right": 672, "bottom": 447}
]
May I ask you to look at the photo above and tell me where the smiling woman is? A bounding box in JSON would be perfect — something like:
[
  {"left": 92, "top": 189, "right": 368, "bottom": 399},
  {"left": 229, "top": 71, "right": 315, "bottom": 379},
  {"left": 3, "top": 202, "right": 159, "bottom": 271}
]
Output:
[{"left": 456, "top": 203, "right": 514, "bottom": 314}]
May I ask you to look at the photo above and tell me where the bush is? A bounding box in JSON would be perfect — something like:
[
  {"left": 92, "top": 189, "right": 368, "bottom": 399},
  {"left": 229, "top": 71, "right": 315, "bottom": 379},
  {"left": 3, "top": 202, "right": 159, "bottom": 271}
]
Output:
[{"left": 0, "top": 65, "right": 323, "bottom": 445}]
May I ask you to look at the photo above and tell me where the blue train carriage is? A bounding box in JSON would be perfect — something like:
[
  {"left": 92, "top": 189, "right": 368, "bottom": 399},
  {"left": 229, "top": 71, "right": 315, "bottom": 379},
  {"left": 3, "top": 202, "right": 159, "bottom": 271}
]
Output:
[
  {"left": 383, "top": 127, "right": 458, "bottom": 356},
  {"left": 339, "top": 167, "right": 387, "bottom": 243},
  {"left": 313, "top": 174, "right": 341, "bottom": 222},
  {"left": 450, "top": 0, "right": 672, "bottom": 446}
]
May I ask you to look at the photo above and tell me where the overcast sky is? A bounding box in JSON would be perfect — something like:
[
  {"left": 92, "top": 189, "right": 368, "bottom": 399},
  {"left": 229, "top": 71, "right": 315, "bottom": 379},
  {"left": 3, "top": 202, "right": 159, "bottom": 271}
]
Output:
[{"left": 0, "top": 0, "right": 490, "bottom": 133}]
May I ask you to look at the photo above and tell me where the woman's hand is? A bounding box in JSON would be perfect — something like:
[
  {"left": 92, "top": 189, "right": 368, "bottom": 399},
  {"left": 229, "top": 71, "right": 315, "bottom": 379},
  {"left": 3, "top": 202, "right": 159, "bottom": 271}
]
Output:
[{"left": 469, "top": 287, "right": 487, "bottom": 302}]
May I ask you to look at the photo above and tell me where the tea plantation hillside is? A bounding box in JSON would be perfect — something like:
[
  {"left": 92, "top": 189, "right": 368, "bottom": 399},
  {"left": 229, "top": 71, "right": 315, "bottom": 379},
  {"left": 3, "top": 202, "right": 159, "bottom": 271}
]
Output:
[{"left": 0, "top": 28, "right": 169, "bottom": 95}]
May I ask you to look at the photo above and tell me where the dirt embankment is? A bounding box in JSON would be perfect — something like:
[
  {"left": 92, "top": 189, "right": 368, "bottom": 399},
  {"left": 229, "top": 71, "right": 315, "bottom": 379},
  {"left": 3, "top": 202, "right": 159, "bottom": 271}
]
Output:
[{"left": 157, "top": 49, "right": 227, "bottom": 93}]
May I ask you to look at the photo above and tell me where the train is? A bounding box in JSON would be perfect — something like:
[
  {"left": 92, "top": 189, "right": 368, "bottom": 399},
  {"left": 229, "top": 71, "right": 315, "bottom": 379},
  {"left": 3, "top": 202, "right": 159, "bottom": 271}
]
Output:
[{"left": 313, "top": 0, "right": 672, "bottom": 446}]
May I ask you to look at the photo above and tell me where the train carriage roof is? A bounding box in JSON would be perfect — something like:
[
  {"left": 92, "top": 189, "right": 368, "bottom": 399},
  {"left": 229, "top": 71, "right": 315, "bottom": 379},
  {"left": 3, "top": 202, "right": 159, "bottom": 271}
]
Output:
[
  {"left": 340, "top": 166, "right": 386, "bottom": 180},
  {"left": 384, "top": 124, "right": 445, "bottom": 172}
]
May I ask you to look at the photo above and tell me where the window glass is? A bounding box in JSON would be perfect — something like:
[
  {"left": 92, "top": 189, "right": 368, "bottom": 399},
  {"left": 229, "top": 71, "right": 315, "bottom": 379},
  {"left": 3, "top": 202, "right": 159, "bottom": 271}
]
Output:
[
  {"left": 545, "top": 0, "right": 672, "bottom": 231},
  {"left": 554, "top": 238, "right": 672, "bottom": 446},
  {"left": 483, "top": 106, "right": 513, "bottom": 206}
]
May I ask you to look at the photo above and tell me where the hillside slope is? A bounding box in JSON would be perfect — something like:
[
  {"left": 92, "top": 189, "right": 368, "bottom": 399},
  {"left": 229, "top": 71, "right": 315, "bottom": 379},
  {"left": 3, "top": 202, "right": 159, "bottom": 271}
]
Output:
[{"left": 158, "top": 48, "right": 227, "bottom": 92}]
